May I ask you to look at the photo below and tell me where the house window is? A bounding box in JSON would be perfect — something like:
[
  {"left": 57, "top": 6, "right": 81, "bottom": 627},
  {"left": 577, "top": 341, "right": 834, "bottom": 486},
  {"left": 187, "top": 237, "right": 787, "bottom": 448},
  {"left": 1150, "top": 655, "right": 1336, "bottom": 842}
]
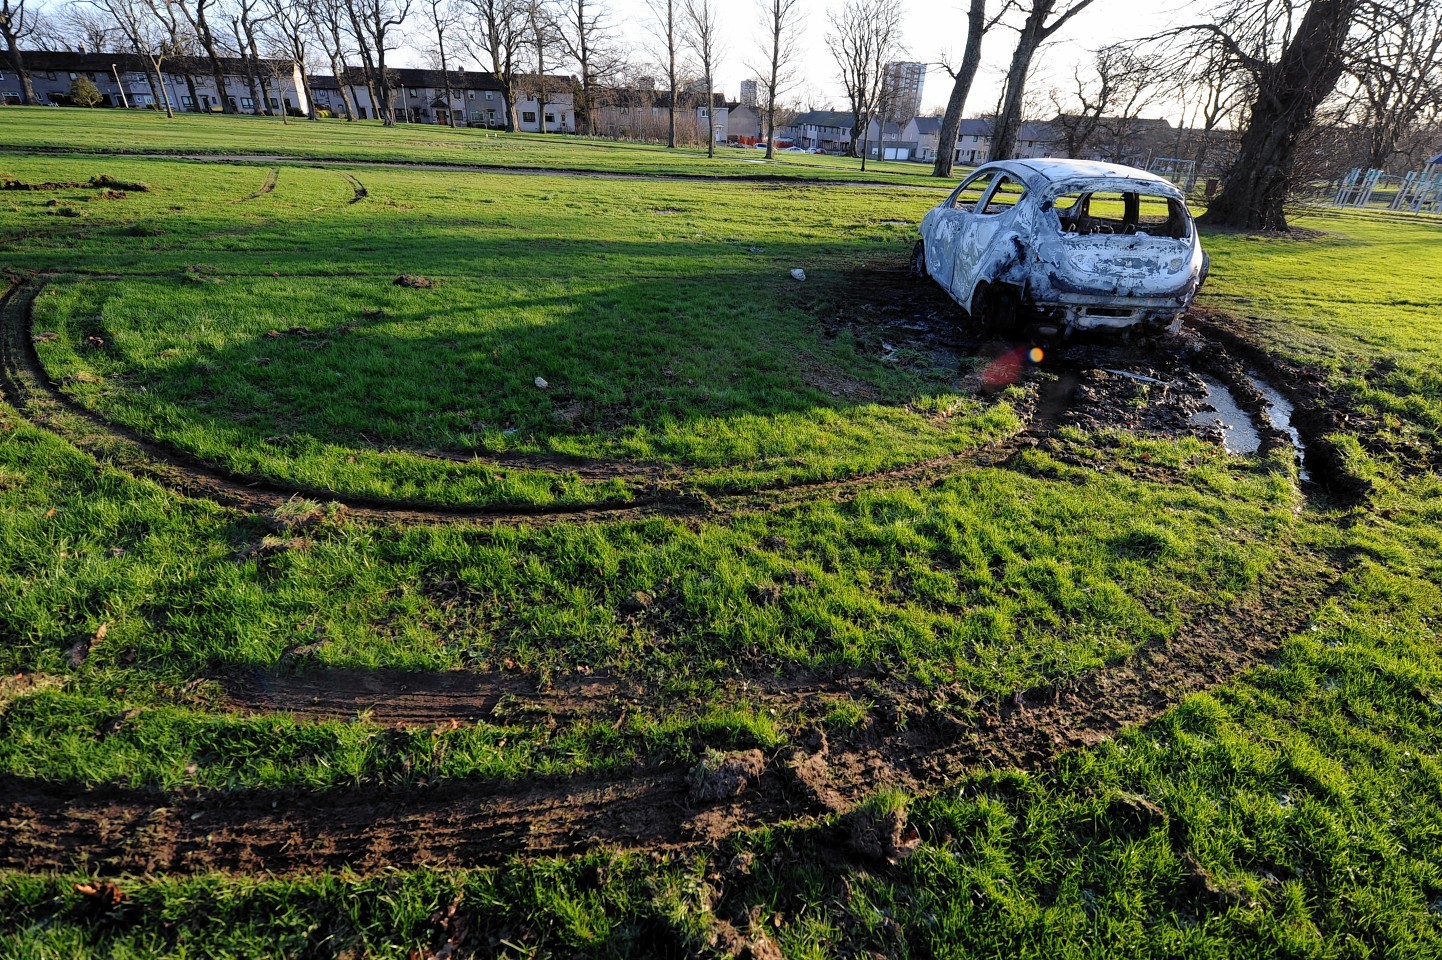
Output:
[
  {"left": 240, "top": 97, "right": 254, "bottom": 108},
  {"left": 522, "top": 110, "right": 536, "bottom": 123},
  {"left": 545, "top": 112, "right": 553, "bottom": 123},
  {"left": 68, "top": 72, "right": 78, "bottom": 80},
  {"left": 485, "top": 91, "right": 493, "bottom": 100},
  {"left": 181, "top": 95, "right": 194, "bottom": 108},
  {"left": 133, "top": 72, "right": 145, "bottom": 81},
  {"left": 467, "top": 91, "right": 474, "bottom": 100},
  {"left": 227, "top": 97, "right": 238, "bottom": 108},
  {"left": 487, "top": 109, "right": 496, "bottom": 118},
  {"left": 409, "top": 88, "right": 418, "bottom": 97},
  {"left": 269, "top": 98, "right": 279, "bottom": 108},
  {"left": 358, "top": 107, "right": 367, "bottom": 118},
  {"left": 45, "top": 71, "right": 57, "bottom": 80}
]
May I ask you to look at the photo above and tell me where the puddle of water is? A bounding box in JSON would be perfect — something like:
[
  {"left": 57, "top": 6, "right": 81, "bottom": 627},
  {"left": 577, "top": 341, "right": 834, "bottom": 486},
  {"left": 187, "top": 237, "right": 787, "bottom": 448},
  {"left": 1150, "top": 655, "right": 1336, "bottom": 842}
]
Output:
[
  {"left": 1189, "top": 377, "right": 1262, "bottom": 454},
  {"left": 1248, "top": 372, "right": 1311, "bottom": 482}
]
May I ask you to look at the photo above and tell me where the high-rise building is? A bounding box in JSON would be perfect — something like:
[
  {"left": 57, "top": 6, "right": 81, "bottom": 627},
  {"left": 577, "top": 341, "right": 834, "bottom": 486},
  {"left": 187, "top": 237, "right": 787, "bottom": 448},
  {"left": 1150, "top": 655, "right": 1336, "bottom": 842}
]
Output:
[
  {"left": 881, "top": 61, "right": 926, "bottom": 120},
  {"left": 739, "top": 79, "right": 758, "bottom": 107}
]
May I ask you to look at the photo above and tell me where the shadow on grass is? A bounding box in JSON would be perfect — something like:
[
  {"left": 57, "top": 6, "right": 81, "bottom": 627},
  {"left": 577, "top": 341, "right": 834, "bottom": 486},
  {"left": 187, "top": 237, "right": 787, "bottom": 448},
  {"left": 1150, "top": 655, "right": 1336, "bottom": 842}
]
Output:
[{"left": 56, "top": 236, "right": 986, "bottom": 476}]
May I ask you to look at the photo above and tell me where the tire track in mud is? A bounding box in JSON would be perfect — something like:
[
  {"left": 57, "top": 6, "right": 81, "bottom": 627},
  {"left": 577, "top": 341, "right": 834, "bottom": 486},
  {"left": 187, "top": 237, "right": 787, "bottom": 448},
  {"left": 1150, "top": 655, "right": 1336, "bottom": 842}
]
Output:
[
  {"left": 0, "top": 551, "right": 1342, "bottom": 876},
  {"left": 0, "top": 274, "right": 1356, "bottom": 876},
  {"left": 0, "top": 277, "right": 1022, "bottom": 527},
  {"left": 342, "top": 171, "right": 367, "bottom": 203},
  {"left": 231, "top": 166, "right": 279, "bottom": 202}
]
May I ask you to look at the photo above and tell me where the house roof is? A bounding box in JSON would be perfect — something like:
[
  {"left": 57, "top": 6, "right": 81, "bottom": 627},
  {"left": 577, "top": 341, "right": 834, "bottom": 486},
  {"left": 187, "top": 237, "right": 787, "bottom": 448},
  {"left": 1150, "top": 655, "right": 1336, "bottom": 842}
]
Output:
[
  {"left": 952, "top": 118, "right": 1056, "bottom": 141},
  {"left": 310, "top": 68, "right": 505, "bottom": 91},
  {"left": 18, "top": 49, "right": 295, "bottom": 75},
  {"left": 788, "top": 110, "right": 854, "bottom": 129},
  {"left": 910, "top": 116, "right": 942, "bottom": 135},
  {"left": 1429, "top": 152, "right": 1442, "bottom": 164}
]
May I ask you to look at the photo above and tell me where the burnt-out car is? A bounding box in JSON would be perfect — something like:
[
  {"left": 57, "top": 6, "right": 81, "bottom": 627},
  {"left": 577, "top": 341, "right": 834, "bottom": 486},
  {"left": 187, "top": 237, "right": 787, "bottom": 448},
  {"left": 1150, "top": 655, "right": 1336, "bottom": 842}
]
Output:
[{"left": 912, "top": 159, "right": 1208, "bottom": 337}]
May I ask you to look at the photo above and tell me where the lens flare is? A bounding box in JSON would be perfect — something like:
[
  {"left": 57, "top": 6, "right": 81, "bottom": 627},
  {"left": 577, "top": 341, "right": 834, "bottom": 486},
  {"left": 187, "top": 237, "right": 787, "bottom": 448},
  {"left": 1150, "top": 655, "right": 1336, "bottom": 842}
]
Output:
[{"left": 1028, "top": 347, "right": 1045, "bottom": 363}]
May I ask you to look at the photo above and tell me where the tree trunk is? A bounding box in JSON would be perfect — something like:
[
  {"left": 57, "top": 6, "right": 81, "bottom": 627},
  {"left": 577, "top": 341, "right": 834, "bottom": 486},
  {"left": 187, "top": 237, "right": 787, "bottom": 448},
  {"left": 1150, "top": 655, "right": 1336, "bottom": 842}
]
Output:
[
  {"left": 2, "top": 33, "right": 36, "bottom": 105},
  {"left": 298, "top": 64, "right": 317, "bottom": 119},
  {"left": 932, "top": 0, "right": 988, "bottom": 177},
  {"left": 150, "top": 60, "right": 176, "bottom": 117},
  {"left": 1200, "top": 0, "right": 1359, "bottom": 231},
  {"left": 990, "top": 15, "right": 1045, "bottom": 162},
  {"left": 665, "top": 0, "right": 676, "bottom": 148}
]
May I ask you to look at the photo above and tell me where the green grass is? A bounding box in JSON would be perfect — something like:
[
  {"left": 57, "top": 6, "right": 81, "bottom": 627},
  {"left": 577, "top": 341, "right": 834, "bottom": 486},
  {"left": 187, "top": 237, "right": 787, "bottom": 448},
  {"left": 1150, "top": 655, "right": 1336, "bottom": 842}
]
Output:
[
  {"left": 0, "top": 107, "right": 950, "bottom": 186},
  {"left": 4, "top": 152, "right": 999, "bottom": 505},
  {"left": 2, "top": 110, "right": 1442, "bottom": 957}
]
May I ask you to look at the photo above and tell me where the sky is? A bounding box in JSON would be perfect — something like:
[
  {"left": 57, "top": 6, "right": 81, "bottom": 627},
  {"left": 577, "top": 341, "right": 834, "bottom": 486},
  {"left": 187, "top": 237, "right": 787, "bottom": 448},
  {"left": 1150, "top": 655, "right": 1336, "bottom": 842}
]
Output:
[
  {"left": 392, "top": 0, "right": 1214, "bottom": 124},
  {"left": 602, "top": 0, "right": 1210, "bottom": 120}
]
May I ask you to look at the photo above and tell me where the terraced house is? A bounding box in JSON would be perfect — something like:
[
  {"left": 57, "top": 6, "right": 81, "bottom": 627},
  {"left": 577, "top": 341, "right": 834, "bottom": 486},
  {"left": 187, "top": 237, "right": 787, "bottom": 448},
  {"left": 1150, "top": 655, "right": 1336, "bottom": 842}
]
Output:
[
  {"left": 309, "top": 68, "right": 574, "bottom": 130},
  {"left": 0, "top": 50, "right": 308, "bottom": 115}
]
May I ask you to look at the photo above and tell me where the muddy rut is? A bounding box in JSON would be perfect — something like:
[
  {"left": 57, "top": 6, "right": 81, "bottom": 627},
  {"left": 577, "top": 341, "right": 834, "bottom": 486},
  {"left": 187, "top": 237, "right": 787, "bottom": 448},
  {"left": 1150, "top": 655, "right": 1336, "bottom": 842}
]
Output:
[
  {"left": 0, "top": 550, "right": 1338, "bottom": 876},
  {"left": 0, "top": 277, "right": 1026, "bottom": 527},
  {"left": 0, "top": 272, "right": 1355, "bottom": 877}
]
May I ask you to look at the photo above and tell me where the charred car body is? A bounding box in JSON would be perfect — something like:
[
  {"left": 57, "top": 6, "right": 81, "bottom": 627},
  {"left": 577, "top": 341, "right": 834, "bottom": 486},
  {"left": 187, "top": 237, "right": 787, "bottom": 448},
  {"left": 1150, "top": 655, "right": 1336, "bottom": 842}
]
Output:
[{"left": 913, "top": 159, "right": 1209, "bottom": 337}]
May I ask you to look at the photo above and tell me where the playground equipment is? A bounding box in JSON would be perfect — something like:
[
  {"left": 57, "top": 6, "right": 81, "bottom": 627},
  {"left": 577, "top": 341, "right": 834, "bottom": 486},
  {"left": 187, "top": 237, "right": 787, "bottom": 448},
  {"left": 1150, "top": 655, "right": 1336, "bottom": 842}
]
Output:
[{"left": 1334, "top": 161, "right": 1442, "bottom": 214}]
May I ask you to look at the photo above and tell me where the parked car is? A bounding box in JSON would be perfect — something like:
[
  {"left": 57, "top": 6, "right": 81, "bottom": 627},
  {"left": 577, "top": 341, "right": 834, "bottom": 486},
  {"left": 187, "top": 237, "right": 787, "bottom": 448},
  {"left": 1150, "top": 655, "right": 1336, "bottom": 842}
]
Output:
[{"left": 912, "top": 158, "right": 1209, "bottom": 337}]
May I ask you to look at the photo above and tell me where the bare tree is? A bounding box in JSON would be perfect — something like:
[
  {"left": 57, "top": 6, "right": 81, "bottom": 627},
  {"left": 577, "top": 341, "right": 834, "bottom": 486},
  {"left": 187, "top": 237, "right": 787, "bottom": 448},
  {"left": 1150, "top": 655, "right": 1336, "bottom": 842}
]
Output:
[
  {"left": 751, "top": 0, "right": 802, "bottom": 158},
  {"left": 226, "top": 0, "right": 277, "bottom": 114},
  {"left": 1352, "top": 0, "right": 1442, "bottom": 170},
  {"left": 421, "top": 0, "right": 460, "bottom": 124},
  {"left": 162, "top": 0, "right": 236, "bottom": 112},
  {"left": 84, "top": 0, "right": 174, "bottom": 113},
  {"left": 1166, "top": 36, "right": 1250, "bottom": 175},
  {"left": 555, "top": 0, "right": 619, "bottom": 134},
  {"left": 642, "top": 0, "right": 679, "bottom": 146},
  {"left": 1180, "top": 0, "right": 1365, "bottom": 230},
  {"left": 464, "top": 0, "right": 522, "bottom": 129},
  {"left": 308, "top": 0, "right": 359, "bottom": 118},
  {"left": 933, "top": 0, "right": 1012, "bottom": 177},
  {"left": 262, "top": 0, "right": 318, "bottom": 117},
  {"left": 1055, "top": 44, "right": 1160, "bottom": 162},
  {"left": 347, "top": 0, "right": 412, "bottom": 125},
  {"left": 682, "top": 0, "right": 720, "bottom": 156},
  {"left": 61, "top": 4, "right": 123, "bottom": 53},
  {"left": 521, "top": 0, "right": 563, "bottom": 132},
  {"left": 143, "top": 0, "right": 205, "bottom": 110},
  {"left": 989, "top": 0, "right": 1098, "bottom": 161},
  {"left": 1, "top": 0, "right": 40, "bottom": 103},
  {"left": 825, "top": 0, "right": 904, "bottom": 171}
]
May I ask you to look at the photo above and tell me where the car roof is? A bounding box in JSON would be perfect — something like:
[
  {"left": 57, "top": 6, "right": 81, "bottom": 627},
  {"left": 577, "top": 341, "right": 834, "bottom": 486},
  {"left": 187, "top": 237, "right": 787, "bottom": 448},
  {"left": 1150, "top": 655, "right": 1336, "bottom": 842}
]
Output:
[{"left": 974, "top": 158, "right": 1182, "bottom": 195}]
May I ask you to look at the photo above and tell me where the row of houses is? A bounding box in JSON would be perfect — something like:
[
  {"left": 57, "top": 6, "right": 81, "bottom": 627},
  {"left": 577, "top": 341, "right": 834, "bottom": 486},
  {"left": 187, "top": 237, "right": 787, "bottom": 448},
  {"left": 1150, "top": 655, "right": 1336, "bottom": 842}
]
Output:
[
  {"left": 1, "top": 50, "right": 310, "bottom": 115},
  {"left": 4, "top": 49, "right": 1224, "bottom": 168},
  {"left": 780, "top": 110, "right": 1217, "bottom": 170}
]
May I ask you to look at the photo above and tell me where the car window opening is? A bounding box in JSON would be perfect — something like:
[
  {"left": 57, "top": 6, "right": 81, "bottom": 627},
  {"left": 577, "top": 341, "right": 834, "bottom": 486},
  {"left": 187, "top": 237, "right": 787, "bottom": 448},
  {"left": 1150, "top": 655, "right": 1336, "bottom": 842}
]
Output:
[
  {"left": 1054, "top": 190, "right": 1191, "bottom": 239},
  {"left": 951, "top": 172, "right": 996, "bottom": 210},
  {"left": 981, "top": 176, "right": 1027, "bottom": 215}
]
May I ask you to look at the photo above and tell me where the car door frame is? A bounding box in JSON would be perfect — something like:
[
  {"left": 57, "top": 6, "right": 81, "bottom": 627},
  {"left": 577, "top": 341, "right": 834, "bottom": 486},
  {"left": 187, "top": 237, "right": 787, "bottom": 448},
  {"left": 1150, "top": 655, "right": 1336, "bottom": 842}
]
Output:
[
  {"left": 951, "top": 172, "right": 1029, "bottom": 308},
  {"left": 925, "top": 167, "right": 998, "bottom": 294}
]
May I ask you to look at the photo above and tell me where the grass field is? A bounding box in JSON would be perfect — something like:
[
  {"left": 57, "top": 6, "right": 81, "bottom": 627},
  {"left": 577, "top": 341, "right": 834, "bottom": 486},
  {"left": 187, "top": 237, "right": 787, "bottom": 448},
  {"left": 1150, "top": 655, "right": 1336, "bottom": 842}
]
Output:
[
  {"left": 2, "top": 110, "right": 1442, "bottom": 958},
  {"left": 0, "top": 106, "right": 947, "bottom": 186}
]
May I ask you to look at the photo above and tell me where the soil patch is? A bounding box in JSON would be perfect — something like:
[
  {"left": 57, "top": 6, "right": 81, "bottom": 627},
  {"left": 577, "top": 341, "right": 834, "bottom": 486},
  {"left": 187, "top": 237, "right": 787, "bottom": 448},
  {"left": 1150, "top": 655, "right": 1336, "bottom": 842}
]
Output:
[
  {"left": 221, "top": 665, "right": 637, "bottom": 725},
  {"left": 0, "top": 552, "right": 1340, "bottom": 876}
]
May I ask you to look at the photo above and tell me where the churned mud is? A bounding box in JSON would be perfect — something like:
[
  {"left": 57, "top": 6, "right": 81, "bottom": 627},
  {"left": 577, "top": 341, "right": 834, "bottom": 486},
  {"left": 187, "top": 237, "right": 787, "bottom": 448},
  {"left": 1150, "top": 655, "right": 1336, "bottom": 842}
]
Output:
[{"left": 0, "top": 549, "right": 1339, "bottom": 876}]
